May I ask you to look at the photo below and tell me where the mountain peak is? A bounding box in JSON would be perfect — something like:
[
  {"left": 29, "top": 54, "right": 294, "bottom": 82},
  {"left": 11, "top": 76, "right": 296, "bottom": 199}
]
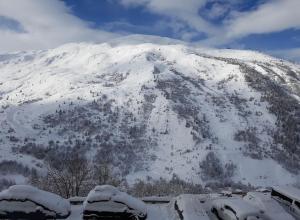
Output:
[{"left": 0, "top": 41, "right": 300, "bottom": 187}]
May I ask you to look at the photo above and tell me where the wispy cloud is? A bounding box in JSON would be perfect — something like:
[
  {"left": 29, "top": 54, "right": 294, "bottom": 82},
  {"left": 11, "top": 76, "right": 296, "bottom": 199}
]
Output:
[
  {"left": 225, "top": 0, "right": 300, "bottom": 39},
  {"left": 119, "top": 0, "right": 300, "bottom": 48},
  {"left": 0, "top": 0, "right": 118, "bottom": 52},
  {"left": 120, "top": 0, "right": 218, "bottom": 36},
  {"left": 0, "top": 0, "right": 299, "bottom": 61},
  {"left": 269, "top": 48, "right": 300, "bottom": 63}
]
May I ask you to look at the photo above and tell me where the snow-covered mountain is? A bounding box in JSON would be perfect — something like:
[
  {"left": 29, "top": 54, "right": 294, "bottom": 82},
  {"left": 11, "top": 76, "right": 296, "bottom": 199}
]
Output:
[{"left": 0, "top": 36, "right": 300, "bottom": 187}]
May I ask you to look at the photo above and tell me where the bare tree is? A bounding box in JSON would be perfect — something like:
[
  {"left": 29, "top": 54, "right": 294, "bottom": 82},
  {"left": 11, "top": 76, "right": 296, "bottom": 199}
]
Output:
[
  {"left": 66, "top": 152, "right": 92, "bottom": 196},
  {"left": 94, "top": 163, "right": 111, "bottom": 185},
  {"left": 31, "top": 151, "right": 93, "bottom": 198},
  {"left": 29, "top": 144, "right": 126, "bottom": 198}
]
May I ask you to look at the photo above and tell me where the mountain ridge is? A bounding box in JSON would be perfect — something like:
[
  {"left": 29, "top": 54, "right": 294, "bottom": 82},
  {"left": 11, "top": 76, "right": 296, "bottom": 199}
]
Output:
[{"left": 0, "top": 38, "right": 300, "bottom": 187}]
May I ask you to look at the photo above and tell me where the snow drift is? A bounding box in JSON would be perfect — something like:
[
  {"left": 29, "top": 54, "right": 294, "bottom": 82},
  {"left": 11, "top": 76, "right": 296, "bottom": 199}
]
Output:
[
  {"left": 83, "top": 185, "right": 147, "bottom": 219},
  {"left": 0, "top": 185, "right": 71, "bottom": 219}
]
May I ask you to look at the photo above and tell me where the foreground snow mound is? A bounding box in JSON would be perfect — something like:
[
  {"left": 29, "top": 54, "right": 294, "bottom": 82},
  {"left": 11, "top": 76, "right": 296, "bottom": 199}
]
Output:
[
  {"left": 173, "top": 194, "right": 210, "bottom": 220},
  {"left": 211, "top": 197, "right": 265, "bottom": 220},
  {"left": 272, "top": 185, "right": 300, "bottom": 202},
  {"left": 83, "top": 185, "right": 147, "bottom": 219},
  {"left": 244, "top": 191, "right": 295, "bottom": 220},
  {"left": 0, "top": 185, "right": 71, "bottom": 219}
]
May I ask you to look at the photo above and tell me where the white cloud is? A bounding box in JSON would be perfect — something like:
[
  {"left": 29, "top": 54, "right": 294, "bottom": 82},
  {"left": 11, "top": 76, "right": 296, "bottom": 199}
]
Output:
[
  {"left": 198, "top": 0, "right": 300, "bottom": 47},
  {"left": 120, "top": 0, "right": 218, "bottom": 36},
  {"left": 119, "top": 0, "right": 300, "bottom": 48},
  {"left": 0, "top": 0, "right": 299, "bottom": 58},
  {"left": 207, "top": 3, "right": 229, "bottom": 19},
  {"left": 0, "top": 0, "right": 118, "bottom": 52},
  {"left": 225, "top": 0, "right": 300, "bottom": 39}
]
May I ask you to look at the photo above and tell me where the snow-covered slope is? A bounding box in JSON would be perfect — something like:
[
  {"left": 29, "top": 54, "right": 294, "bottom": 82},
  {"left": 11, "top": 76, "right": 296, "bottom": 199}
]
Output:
[{"left": 0, "top": 36, "right": 300, "bottom": 187}]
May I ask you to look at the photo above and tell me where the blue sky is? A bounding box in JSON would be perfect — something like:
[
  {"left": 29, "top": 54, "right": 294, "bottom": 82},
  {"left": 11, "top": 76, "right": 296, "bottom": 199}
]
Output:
[{"left": 0, "top": 0, "right": 299, "bottom": 61}]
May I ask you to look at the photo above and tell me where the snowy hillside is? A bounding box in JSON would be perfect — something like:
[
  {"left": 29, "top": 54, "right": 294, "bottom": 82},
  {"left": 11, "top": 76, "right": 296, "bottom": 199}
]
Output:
[{"left": 0, "top": 36, "right": 300, "bottom": 187}]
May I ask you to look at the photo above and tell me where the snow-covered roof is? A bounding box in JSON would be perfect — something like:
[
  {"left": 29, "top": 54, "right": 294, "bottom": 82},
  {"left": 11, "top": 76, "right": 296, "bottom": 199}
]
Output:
[
  {"left": 272, "top": 186, "right": 300, "bottom": 202},
  {"left": 84, "top": 185, "right": 147, "bottom": 215},
  {"left": 175, "top": 194, "right": 210, "bottom": 220},
  {"left": 0, "top": 185, "right": 71, "bottom": 217},
  {"left": 244, "top": 192, "right": 295, "bottom": 220},
  {"left": 221, "top": 190, "right": 232, "bottom": 196},
  {"left": 256, "top": 187, "right": 271, "bottom": 193},
  {"left": 212, "top": 198, "right": 262, "bottom": 217}
]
